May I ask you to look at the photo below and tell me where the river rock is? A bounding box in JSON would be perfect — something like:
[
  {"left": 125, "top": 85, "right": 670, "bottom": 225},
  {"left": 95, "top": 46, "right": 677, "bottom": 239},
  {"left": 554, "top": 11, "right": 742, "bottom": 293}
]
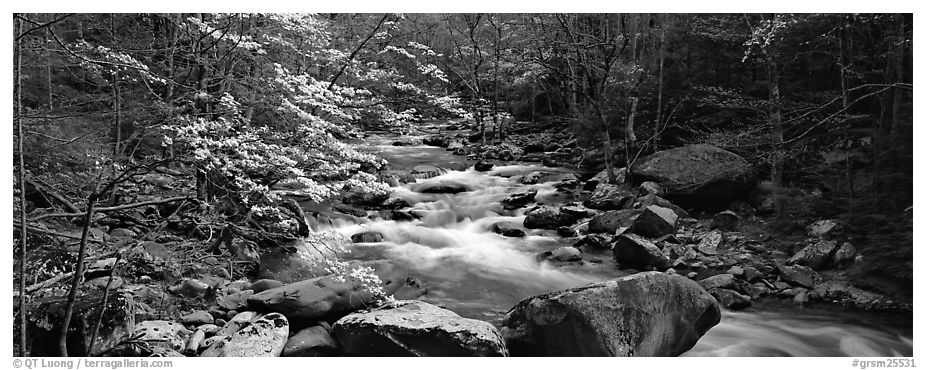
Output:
[
  {"left": 523, "top": 206, "right": 581, "bottom": 230},
  {"left": 410, "top": 165, "right": 447, "bottom": 180},
  {"left": 583, "top": 184, "right": 635, "bottom": 210},
  {"left": 630, "top": 144, "right": 754, "bottom": 210},
  {"left": 25, "top": 291, "right": 135, "bottom": 356},
  {"left": 698, "top": 274, "right": 735, "bottom": 291},
  {"left": 638, "top": 181, "right": 665, "bottom": 197},
  {"left": 201, "top": 313, "right": 289, "bottom": 357},
  {"left": 247, "top": 279, "right": 284, "bottom": 293},
  {"left": 832, "top": 242, "right": 857, "bottom": 268},
  {"left": 413, "top": 180, "right": 472, "bottom": 194},
  {"left": 549, "top": 246, "right": 582, "bottom": 262},
  {"left": 501, "top": 271, "right": 721, "bottom": 356},
  {"left": 134, "top": 320, "right": 190, "bottom": 352},
  {"left": 788, "top": 240, "right": 839, "bottom": 270},
  {"left": 351, "top": 231, "right": 384, "bottom": 243},
  {"left": 491, "top": 221, "right": 526, "bottom": 238},
  {"left": 806, "top": 219, "right": 841, "bottom": 239},
  {"left": 573, "top": 234, "right": 613, "bottom": 252},
  {"left": 247, "top": 260, "right": 407, "bottom": 328},
  {"left": 501, "top": 189, "right": 538, "bottom": 210},
  {"left": 711, "top": 210, "right": 740, "bottom": 231},
  {"left": 635, "top": 193, "right": 690, "bottom": 218},
  {"left": 587, "top": 209, "right": 639, "bottom": 234},
  {"left": 332, "top": 301, "right": 508, "bottom": 356},
  {"left": 585, "top": 167, "right": 627, "bottom": 190},
  {"left": 169, "top": 278, "right": 210, "bottom": 299},
  {"left": 474, "top": 160, "right": 494, "bottom": 172},
  {"left": 180, "top": 310, "right": 214, "bottom": 326},
  {"left": 777, "top": 264, "right": 817, "bottom": 288},
  {"left": 712, "top": 288, "right": 752, "bottom": 310},
  {"left": 629, "top": 205, "right": 678, "bottom": 238},
  {"left": 422, "top": 135, "right": 449, "bottom": 147},
  {"left": 556, "top": 226, "right": 577, "bottom": 237},
  {"left": 612, "top": 233, "right": 671, "bottom": 271},
  {"left": 282, "top": 325, "right": 340, "bottom": 357},
  {"left": 216, "top": 290, "right": 252, "bottom": 312},
  {"left": 696, "top": 230, "right": 724, "bottom": 255}
]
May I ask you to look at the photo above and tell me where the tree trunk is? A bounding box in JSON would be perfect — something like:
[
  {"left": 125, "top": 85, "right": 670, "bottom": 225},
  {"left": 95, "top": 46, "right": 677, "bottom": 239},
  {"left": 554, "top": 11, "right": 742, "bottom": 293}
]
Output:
[
  {"left": 112, "top": 71, "right": 122, "bottom": 157},
  {"left": 653, "top": 14, "right": 666, "bottom": 151},
  {"left": 58, "top": 196, "right": 99, "bottom": 356},
  {"left": 838, "top": 22, "right": 854, "bottom": 207},
  {"left": 889, "top": 14, "right": 906, "bottom": 149},
  {"left": 766, "top": 24, "right": 785, "bottom": 218},
  {"left": 15, "top": 15, "right": 28, "bottom": 357}
]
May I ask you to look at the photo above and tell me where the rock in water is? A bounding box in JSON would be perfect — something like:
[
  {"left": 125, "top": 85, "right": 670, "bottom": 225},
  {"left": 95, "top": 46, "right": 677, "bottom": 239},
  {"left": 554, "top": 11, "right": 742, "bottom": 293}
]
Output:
[
  {"left": 491, "top": 221, "right": 526, "bottom": 238},
  {"left": 350, "top": 231, "right": 384, "bottom": 243},
  {"left": 612, "top": 233, "right": 671, "bottom": 271},
  {"left": 629, "top": 205, "right": 678, "bottom": 238},
  {"left": 412, "top": 180, "right": 472, "bottom": 194},
  {"left": 332, "top": 301, "right": 508, "bottom": 356},
  {"left": 698, "top": 274, "right": 736, "bottom": 291},
  {"left": 247, "top": 260, "right": 407, "bottom": 328},
  {"left": 583, "top": 184, "right": 635, "bottom": 210},
  {"left": 523, "top": 206, "right": 581, "bottom": 229},
  {"left": 282, "top": 326, "right": 340, "bottom": 357},
  {"left": 410, "top": 165, "right": 447, "bottom": 180},
  {"left": 501, "top": 189, "right": 538, "bottom": 210},
  {"left": 777, "top": 264, "right": 818, "bottom": 288},
  {"left": 474, "top": 160, "right": 494, "bottom": 172},
  {"left": 201, "top": 313, "right": 289, "bottom": 357},
  {"left": 629, "top": 144, "right": 754, "bottom": 210},
  {"left": 588, "top": 209, "right": 639, "bottom": 234},
  {"left": 500, "top": 271, "right": 721, "bottom": 356},
  {"left": 549, "top": 246, "right": 582, "bottom": 262},
  {"left": 711, "top": 288, "right": 752, "bottom": 310}
]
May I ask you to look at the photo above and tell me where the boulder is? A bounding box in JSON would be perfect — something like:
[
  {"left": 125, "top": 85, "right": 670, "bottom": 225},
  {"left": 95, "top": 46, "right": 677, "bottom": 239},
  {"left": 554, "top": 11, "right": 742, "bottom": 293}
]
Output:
[
  {"left": 711, "top": 289, "right": 752, "bottom": 310},
  {"left": 696, "top": 230, "right": 724, "bottom": 255},
  {"left": 777, "top": 264, "right": 818, "bottom": 289},
  {"left": 474, "top": 160, "right": 494, "bottom": 172},
  {"left": 216, "top": 290, "right": 253, "bottom": 312},
  {"left": 333, "top": 301, "right": 508, "bottom": 356},
  {"left": 169, "top": 278, "right": 210, "bottom": 299},
  {"left": 806, "top": 219, "right": 841, "bottom": 239},
  {"left": 556, "top": 226, "right": 577, "bottom": 237},
  {"left": 630, "top": 144, "right": 754, "bottom": 210},
  {"left": 549, "top": 247, "right": 582, "bottom": 262},
  {"left": 612, "top": 233, "right": 671, "bottom": 271},
  {"left": 832, "top": 242, "right": 857, "bottom": 268},
  {"left": 410, "top": 165, "right": 447, "bottom": 180},
  {"left": 638, "top": 181, "right": 665, "bottom": 197},
  {"left": 573, "top": 234, "right": 613, "bottom": 252},
  {"left": 351, "top": 231, "right": 384, "bottom": 243},
  {"left": 711, "top": 210, "right": 740, "bottom": 231},
  {"left": 491, "top": 221, "right": 526, "bottom": 238},
  {"left": 422, "top": 135, "right": 449, "bottom": 147},
  {"left": 583, "top": 184, "right": 635, "bottom": 210},
  {"left": 247, "top": 279, "right": 284, "bottom": 293},
  {"left": 282, "top": 326, "right": 340, "bottom": 357},
  {"left": 788, "top": 240, "right": 839, "bottom": 270},
  {"left": 412, "top": 180, "right": 472, "bottom": 194},
  {"left": 585, "top": 167, "right": 627, "bottom": 191},
  {"left": 501, "top": 189, "right": 538, "bottom": 210},
  {"left": 134, "top": 320, "right": 190, "bottom": 352},
  {"left": 635, "top": 193, "right": 690, "bottom": 218},
  {"left": 180, "top": 310, "right": 214, "bottom": 326},
  {"left": 523, "top": 206, "right": 581, "bottom": 230},
  {"left": 588, "top": 209, "right": 639, "bottom": 234},
  {"left": 501, "top": 271, "right": 721, "bottom": 356},
  {"left": 247, "top": 260, "right": 407, "bottom": 328},
  {"left": 201, "top": 313, "right": 289, "bottom": 357},
  {"left": 25, "top": 291, "right": 135, "bottom": 356},
  {"left": 629, "top": 205, "right": 678, "bottom": 238},
  {"left": 698, "top": 274, "right": 735, "bottom": 291}
]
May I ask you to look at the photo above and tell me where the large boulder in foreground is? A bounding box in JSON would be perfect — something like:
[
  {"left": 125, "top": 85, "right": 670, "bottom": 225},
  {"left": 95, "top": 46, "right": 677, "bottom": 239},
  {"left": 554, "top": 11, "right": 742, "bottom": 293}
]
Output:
[
  {"left": 200, "top": 313, "right": 289, "bottom": 357},
  {"left": 630, "top": 144, "right": 754, "bottom": 210},
  {"left": 247, "top": 260, "right": 407, "bottom": 328},
  {"left": 501, "top": 271, "right": 721, "bottom": 356},
  {"left": 333, "top": 301, "right": 508, "bottom": 356}
]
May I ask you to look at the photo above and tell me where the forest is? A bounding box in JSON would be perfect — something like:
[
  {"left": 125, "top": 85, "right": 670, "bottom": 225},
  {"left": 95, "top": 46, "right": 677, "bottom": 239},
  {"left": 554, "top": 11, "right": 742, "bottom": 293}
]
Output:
[{"left": 12, "top": 13, "right": 913, "bottom": 357}]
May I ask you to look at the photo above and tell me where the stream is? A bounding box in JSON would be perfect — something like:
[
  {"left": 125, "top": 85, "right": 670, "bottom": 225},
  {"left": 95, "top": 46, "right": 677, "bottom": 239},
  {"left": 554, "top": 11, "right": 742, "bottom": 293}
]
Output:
[{"left": 300, "top": 132, "right": 913, "bottom": 357}]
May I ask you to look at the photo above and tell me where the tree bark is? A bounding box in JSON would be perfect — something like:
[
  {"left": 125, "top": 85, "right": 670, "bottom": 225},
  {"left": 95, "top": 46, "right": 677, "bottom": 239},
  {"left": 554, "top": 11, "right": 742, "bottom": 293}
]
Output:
[
  {"left": 58, "top": 196, "right": 98, "bottom": 356},
  {"left": 15, "top": 14, "right": 29, "bottom": 357},
  {"left": 653, "top": 14, "right": 666, "bottom": 151}
]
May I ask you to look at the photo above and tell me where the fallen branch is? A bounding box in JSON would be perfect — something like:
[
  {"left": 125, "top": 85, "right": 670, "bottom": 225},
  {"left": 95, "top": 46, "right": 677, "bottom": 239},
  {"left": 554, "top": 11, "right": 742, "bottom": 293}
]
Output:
[
  {"left": 13, "top": 221, "right": 105, "bottom": 243},
  {"left": 25, "top": 176, "right": 80, "bottom": 213},
  {"left": 29, "top": 196, "right": 190, "bottom": 222},
  {"left": 25, "top": 271, "right": 75, "bottom": 293}
]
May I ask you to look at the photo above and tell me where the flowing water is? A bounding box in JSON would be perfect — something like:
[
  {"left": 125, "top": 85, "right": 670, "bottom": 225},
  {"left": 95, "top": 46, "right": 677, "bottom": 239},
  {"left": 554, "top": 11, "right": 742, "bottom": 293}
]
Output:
[{"left": 297, "top": 132, "right": 913, "bottom": 357}]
